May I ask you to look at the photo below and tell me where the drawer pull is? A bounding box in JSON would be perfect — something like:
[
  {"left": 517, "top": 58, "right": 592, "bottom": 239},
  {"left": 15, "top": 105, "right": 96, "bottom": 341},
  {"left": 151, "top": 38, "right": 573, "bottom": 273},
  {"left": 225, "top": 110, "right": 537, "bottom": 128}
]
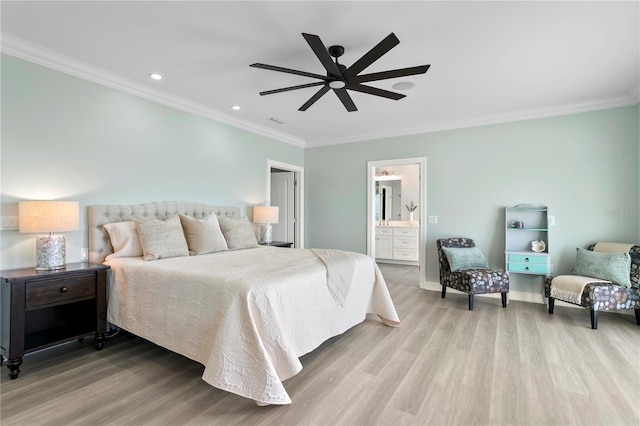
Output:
[
  {"left": 524, "top": 257, "right": 529, "bottom": 262},
  {"left": 59, "top": 287, "right": 69, "bottom": 293},
  {"left": 524, "top": 267, "right": 529, "bottom": 271}
]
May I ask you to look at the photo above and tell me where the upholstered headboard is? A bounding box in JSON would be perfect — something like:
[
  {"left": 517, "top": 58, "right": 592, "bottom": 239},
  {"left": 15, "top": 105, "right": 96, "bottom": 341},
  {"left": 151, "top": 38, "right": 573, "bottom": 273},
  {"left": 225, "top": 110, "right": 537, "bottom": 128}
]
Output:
[{"left": 88, "top": 201, "right": 241, "bottom": 264}]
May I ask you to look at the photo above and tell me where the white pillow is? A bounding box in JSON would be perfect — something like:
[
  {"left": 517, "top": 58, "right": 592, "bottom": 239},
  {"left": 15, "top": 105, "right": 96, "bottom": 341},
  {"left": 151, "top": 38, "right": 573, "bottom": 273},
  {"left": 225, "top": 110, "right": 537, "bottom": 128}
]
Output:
[
  {"left": 135, "top": 215, "right": 189, "bottom": 261},
  {"left": 103, "top": 221, "right": 143, "bottom": 260},
  {"left": 218, "top": 216, "right": 259, "bottom": 250},
  {"left": 179, "top": 213, "right": 228, "bottom": 255}
]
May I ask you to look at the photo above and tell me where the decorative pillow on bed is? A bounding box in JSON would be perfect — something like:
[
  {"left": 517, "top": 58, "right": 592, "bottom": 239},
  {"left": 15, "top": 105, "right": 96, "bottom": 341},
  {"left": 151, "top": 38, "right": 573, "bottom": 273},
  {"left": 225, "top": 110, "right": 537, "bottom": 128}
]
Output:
[
  {"left": 135, "top": 214, "right": 190, "bottom": 261},
  {"left": 178, "top": 213, "right": 228, "bottom": 255},
  {"left": 217, "top": 216, "right": 259, "bottom": 250},
  {"left": 103, "top": 221, "right": 143, "bottom": 260},
  {"left": 572, "top": 247, "right": 631, "bottom": 287},
  {"left": 442, "top": 246, "right": 489, "bottom": 271}
]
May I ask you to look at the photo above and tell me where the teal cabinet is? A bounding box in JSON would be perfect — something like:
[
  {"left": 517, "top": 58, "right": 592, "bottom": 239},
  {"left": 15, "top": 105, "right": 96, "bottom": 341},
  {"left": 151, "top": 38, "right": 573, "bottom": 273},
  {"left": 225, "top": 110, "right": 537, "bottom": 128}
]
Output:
[{"left": 504, "top": 205, "right": 550, "bottom": 276}]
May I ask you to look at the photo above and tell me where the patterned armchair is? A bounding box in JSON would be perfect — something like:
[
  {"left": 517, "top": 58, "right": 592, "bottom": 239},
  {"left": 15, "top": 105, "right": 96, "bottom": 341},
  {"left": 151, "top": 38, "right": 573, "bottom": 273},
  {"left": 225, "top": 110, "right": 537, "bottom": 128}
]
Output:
[
  {"left": 545, "top": 244, "right": 640, "bottom": 329},
  {"left": 436, "top": 238, "right": 509, "bottom": 310}
]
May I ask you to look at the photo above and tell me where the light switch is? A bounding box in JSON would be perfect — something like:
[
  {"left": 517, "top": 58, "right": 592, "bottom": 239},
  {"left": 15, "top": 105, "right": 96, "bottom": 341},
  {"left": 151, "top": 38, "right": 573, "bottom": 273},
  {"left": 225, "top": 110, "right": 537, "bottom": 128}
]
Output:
[
  {"left": 0, "top": 216, "right": 19, "bottom": 230},
  {"left": 548, "top": 215, "right": 555, "bottom": 226},
  {"left": 428, "top": 215, "right": 438, "bottom": 224}
]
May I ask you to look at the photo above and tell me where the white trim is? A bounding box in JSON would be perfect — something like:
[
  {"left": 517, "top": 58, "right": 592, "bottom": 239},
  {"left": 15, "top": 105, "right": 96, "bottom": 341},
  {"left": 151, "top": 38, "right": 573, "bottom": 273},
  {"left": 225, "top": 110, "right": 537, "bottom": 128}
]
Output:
[
  {"left": 367, "top": 157, "right": 427, "bottom": 289},
  {"left": 1, "top": 33, "right": 305, "bottom": 148},
  {"left": 267, "top": 160, "right": 304, "bottom": 249},
  {"left": 3, "top": 32, "right": 637, "bottom": 149}
]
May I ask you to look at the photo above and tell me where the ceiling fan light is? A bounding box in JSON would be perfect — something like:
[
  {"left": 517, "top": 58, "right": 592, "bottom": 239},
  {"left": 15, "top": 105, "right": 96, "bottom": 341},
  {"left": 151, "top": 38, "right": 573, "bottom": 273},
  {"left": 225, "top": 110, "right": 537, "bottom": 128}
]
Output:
[{"left": 329, "top": 80, "right": 346, "bottom": 89}]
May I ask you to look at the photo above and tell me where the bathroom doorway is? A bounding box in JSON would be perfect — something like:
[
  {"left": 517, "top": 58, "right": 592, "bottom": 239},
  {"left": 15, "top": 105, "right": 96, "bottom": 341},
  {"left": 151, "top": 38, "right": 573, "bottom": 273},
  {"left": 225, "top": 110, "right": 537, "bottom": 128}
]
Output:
[
  {"left": 267, "top": 160, "right": 304, "bottom": 248},
  {"left": 367, "top": 157, "right": 426, "bottom": 287}
]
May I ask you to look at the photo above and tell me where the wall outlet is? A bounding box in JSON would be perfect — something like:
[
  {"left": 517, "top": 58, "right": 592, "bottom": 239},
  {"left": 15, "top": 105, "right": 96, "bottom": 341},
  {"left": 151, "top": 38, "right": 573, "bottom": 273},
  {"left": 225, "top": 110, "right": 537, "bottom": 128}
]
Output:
[
  {"left": 81, "top": 248, "right": 88, "bottom": 260},
  {"left": 548, "top": 215, "right": 555, "bottom": 226},
  {"left": 428, "top": 215, "right": 438, "bottom": 224}
]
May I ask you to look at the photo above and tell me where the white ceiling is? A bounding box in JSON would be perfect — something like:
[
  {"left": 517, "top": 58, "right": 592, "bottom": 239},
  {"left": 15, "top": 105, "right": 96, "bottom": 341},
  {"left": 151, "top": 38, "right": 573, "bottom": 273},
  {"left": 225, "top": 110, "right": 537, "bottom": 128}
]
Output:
[{"left": 2, "top": 1, "right": 638, "bottom": 147}]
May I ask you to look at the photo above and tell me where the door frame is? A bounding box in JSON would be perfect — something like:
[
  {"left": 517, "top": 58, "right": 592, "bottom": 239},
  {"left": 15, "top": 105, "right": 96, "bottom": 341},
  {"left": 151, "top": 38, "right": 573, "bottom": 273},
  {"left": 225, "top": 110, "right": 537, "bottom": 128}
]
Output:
[
  {"left": 367, "top": 157, "right": 427, "bottom": 287},
  {"left": 266, "top": 160, "right": 304, "bottom": 248}
]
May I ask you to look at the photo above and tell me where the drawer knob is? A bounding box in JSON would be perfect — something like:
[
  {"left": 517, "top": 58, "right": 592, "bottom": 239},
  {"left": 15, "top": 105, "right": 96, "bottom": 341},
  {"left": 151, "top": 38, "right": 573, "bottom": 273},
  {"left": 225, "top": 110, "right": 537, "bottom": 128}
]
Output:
[
  {"left": 59, "top": 287, "right": 69, "bottom": 293},
  {"left": 524, "top": 257, "right": 530, "bottom": 262},
  {"left": 524, "top": 267, "right": 529, "bottom": 271}
]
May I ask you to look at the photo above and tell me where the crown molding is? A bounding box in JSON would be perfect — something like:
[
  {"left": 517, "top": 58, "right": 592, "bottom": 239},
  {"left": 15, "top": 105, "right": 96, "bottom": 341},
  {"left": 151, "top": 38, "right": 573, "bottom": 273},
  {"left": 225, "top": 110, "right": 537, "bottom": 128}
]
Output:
[
  {"left": 0, "top": 33, "right": 306, "bottom": 148},
  {"left": 2, "top": 33, "right": 637, "bottom": 150},
  {"left": 307, "top": 93, "right": 640, "bottom": 148}
]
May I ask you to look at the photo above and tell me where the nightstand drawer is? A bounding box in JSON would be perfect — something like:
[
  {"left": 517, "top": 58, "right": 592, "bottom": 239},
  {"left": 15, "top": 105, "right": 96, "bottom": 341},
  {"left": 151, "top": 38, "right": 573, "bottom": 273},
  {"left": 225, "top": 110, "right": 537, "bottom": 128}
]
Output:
[
  {"left": 508, "top": 263, "right": 548, "bottom": 274},
  {"left": 26, "top": 275, "right": 95, "bottom": 309},
  {"left": 508, "top": 254, "right": 547, "bottom": 264}
]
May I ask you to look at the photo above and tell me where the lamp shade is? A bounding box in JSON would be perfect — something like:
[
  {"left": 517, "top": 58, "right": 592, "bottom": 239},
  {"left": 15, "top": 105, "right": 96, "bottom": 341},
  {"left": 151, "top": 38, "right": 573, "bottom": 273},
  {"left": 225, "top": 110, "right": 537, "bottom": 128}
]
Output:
[
  {"left": 19, "top": 201, "right": 80, "bottom": 233},
  {"left": 253, "top": 206, "right": 279, "bottom": 224}
]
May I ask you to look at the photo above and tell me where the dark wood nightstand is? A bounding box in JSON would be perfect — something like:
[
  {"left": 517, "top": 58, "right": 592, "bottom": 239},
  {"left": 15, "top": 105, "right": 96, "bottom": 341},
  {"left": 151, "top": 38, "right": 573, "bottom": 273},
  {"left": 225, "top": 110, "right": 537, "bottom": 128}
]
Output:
[
  {"left": 259, "top": 241, "right": 293, "bottom": 248},
  {"left": 0, "top": 262, "right": 109, "bottom": 379}
]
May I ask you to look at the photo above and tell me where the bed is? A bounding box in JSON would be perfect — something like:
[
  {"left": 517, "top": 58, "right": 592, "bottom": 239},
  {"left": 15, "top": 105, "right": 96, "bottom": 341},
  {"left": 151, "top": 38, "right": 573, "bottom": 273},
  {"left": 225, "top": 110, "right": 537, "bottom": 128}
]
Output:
[{"left": 88, "top": 201, "right": 400, "bottom": 405}]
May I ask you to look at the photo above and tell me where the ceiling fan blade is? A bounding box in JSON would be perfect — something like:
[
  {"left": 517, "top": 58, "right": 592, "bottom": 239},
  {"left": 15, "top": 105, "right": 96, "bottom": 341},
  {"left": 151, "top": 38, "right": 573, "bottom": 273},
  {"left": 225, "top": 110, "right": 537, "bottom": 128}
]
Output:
[
  {"left": 259, "top": 81, "right": 326, "bottom": 96},
  {"left": 352, "top": 65, "right": 431, "bottom": 83},
  {"left": 302, "top": 33, "right": 342, "bottom": 79},
  {"left": 345, "top": 33, "right": 400, "bottom": 79},
  {"left": 346, "top": 83, "right": 405, "bottom": 100},
  {"left": 333, "top": 88, "right": 358, "bottom": 112},
  {"left": 299, "top": 85, "right": 331, "bottom": 111},
  {"left": 250, "top": 63, "right": 328, "bottom": 81}
]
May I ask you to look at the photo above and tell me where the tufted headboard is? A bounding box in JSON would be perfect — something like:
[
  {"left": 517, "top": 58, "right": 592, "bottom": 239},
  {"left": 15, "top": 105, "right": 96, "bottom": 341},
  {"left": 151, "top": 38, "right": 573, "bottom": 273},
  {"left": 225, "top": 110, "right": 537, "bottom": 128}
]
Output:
[{"left": 88, "top": 201, "right": 241, "bottom": 264}]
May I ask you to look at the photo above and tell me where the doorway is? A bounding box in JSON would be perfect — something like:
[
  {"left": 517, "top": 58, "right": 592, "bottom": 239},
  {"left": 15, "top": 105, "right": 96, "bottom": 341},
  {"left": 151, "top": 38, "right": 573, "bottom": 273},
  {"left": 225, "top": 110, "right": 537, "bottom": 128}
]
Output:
[
  {"left": 367, "top": 157, "right": 426, "bottom": 287},
  {"left": 267, "top": 160, "right": 304, "bottom": 248}
]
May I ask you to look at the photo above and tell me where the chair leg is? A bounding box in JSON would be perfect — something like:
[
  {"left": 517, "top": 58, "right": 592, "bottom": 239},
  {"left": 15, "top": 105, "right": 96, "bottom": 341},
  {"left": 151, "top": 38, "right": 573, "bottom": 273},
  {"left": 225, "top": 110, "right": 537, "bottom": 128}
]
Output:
[
  {"left": 441, "top": 285, "right": 446, "bottom": 299},
  {"left": 468, "top": 294, "right": 474, "bottom": 311},
  {"left": 548, "top": 297, "right": 554, "bottom": 314},
  {"left": 635, "top": 309, "right": 640, "bottom": 326},
  {"left": 590, "top": 309, "right": 598, "bottom": 330},
  {"left": 501, "top": 292, "right": 507, "bottom": 308}
]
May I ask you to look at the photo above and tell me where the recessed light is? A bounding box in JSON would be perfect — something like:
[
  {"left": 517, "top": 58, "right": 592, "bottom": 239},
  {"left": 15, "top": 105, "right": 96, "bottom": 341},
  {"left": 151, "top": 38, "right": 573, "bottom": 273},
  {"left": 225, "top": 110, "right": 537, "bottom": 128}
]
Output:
[
  {"left": 149, "top": 73, "right": 162, "bottom": 80},
  {"left": 392, "top": 81, "right": 415, "bottom": 91},
  {"left": 231, "top": 105, "right": 241, "bottom": 111}
]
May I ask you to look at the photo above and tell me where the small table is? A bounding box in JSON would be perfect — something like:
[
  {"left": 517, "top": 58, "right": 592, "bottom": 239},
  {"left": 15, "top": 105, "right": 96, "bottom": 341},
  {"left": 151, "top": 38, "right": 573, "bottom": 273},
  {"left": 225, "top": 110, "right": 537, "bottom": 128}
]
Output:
[
  {"left": 259, "top": 241, "right": 293, "bottom": 248},
  {"left": 0, "top": 262, "right": 109, "bottom": 379}
]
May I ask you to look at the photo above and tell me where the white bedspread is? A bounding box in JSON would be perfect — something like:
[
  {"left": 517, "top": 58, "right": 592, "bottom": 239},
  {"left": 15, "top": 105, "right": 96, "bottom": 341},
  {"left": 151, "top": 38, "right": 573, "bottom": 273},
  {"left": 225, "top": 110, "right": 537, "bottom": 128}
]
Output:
[{"left": 105, "top": 247, "right": 399, "bottom": 405}]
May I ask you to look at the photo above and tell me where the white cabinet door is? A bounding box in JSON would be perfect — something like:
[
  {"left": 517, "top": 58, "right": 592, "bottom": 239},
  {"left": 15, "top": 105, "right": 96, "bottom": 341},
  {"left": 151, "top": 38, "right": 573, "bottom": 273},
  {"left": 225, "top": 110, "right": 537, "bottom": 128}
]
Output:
[{"left": 375, "top": 236, "right": 393, "bottom": 259}]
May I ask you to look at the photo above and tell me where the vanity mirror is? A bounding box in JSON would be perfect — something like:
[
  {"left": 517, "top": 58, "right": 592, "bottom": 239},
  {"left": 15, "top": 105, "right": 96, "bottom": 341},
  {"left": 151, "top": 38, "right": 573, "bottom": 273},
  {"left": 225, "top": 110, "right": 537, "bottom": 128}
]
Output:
[{"left": 375, "top": 179, "right": 401, "bottom": 221}]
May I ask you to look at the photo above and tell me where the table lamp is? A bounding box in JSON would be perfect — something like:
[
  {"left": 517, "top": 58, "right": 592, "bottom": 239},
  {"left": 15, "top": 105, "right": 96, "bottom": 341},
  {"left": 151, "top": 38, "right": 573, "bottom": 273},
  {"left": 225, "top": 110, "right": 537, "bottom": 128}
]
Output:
[
  {"left": 253, "top": 206, "right": 279, "bottom": 244},
  {"left": 19, "top": 200, "right": 80, "bottom": 270}
]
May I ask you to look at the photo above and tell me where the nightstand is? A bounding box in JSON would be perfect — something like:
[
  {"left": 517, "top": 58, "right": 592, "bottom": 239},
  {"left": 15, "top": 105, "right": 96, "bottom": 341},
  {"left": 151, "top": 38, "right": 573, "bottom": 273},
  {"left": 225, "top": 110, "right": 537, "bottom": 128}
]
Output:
[
  {"left": 0, "top": 262, "right": 109, "bottom": 379},
  {"left": 259, "top": 241, "right": 293, "bottom": 248}
]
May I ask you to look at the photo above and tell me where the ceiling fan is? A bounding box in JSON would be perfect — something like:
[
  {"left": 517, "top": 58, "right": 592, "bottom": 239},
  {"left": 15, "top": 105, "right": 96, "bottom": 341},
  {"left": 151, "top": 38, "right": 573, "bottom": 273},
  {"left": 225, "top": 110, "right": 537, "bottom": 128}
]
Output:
[{"left": 250, "top": 33, "right": 430, "bottom": 112}]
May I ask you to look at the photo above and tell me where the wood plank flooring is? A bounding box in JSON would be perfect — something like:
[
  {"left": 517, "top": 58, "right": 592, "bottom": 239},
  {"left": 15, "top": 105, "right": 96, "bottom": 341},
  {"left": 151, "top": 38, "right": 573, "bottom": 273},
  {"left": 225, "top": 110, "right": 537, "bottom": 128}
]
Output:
[{"left": 2, "top": 264, "right": 639, "bottom": 425}]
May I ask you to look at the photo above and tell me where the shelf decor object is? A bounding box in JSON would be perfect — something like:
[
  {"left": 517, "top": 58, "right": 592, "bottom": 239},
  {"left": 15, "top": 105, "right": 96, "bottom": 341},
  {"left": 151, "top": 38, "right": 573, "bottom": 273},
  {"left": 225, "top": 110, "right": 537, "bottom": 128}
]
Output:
[
  {"left": 253, "top": 205, "right": 279, "bottom": 245},
  {"left": 504, "top": 205, "right": 550, "bottom": 276},
  {"left": 18, "top": 200, "right": 79, "bottom": 271}
]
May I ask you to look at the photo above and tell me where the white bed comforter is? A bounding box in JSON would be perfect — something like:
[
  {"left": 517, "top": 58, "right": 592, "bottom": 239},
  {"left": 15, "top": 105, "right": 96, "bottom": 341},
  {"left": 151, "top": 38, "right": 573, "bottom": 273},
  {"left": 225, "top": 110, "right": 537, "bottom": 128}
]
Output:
[{"left": 105, "top": 246, "right": 399, "bottom": 405}]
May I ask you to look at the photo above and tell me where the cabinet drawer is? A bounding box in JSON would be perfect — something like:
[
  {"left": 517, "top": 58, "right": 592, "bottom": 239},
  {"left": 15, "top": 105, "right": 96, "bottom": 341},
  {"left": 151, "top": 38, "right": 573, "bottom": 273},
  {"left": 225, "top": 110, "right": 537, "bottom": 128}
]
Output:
[
  {"left": 393, "top": 228, "right": 418, "bottom": 237},
  {"left": 376, "top": 227, "right": 393, "bottom": 236},
  {"left": 507, "top": 254, "right": 547, "bottom": 264},
  {"left": 393, "top": 237, "right": 418, "bottom": 249},
  {"left": 508, "top": 263, "right": 548, "bottom": 274},
  {"left": 26, "top": 275, "right": 95, "bottom": 309},
  {"left": 393, "top": 249, "right": 419, "bottom": 261}
]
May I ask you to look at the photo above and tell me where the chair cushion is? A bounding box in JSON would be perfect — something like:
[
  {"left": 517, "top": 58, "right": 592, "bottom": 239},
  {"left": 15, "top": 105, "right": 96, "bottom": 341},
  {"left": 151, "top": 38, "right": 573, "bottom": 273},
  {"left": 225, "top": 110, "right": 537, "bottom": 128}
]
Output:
[
  {"left": 442, "top": 246, "right": 488, "bottom": 271},
  {"left": 573, "top": 247, "right": 631, "bottom": 287}
]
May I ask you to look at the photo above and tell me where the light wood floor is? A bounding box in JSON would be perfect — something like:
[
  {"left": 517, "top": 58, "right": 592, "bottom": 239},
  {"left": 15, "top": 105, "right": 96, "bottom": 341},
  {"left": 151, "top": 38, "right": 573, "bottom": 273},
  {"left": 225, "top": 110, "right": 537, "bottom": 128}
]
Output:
[{"left": 2, "top": 264, "right": 639, "bottom": 425}]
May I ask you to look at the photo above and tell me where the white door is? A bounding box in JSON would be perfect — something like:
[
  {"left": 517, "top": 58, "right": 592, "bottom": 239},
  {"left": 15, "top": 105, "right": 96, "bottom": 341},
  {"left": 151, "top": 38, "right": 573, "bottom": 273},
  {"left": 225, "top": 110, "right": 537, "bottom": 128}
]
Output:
[{"left": 270, "top": 171, "right": 295, "bottom": 244}]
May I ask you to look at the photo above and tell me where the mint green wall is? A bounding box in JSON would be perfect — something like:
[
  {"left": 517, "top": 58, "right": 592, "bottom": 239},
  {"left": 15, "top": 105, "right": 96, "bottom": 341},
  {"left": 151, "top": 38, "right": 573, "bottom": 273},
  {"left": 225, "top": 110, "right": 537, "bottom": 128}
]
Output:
[
  {"left": 0, "top": 55, "right": 303, "bottom": 269},
  {"left": 305, "top": 106, "right": 639, "bottom": 294}
]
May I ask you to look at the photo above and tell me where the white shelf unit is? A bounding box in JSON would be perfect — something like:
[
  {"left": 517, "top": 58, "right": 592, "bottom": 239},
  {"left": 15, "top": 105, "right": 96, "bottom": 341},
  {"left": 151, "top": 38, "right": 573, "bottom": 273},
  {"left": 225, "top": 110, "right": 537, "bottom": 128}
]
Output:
[{"left": 504, "top": 206, "right": 550, "bottom": 276}]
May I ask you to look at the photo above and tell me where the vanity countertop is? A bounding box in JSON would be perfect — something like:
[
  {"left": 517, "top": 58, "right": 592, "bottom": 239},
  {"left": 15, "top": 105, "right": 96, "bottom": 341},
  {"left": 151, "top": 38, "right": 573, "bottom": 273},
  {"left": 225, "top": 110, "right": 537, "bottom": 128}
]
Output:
[{"left": 376, "top": 221, "right": 418, "bottom": 227}]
